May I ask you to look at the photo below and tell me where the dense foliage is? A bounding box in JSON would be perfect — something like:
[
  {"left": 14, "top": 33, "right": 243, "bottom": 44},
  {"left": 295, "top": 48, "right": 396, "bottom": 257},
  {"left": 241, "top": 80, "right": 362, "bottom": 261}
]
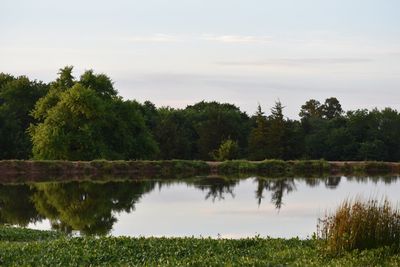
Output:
[
  {"left": 1, "top": 67, "right": 400, "bottom": 161},
  {"left": 0, "top": 226, "right": 399, "bottom": 266}
]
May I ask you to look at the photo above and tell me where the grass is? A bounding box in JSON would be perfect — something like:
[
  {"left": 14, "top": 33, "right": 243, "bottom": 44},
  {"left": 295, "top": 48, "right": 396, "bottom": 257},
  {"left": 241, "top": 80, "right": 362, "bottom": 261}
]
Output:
[
  {"left": 216, "top": 159, "right": 330, "bottom": 176},
  {"left": 318, "top": 198, "right": 400, "bottom": 255},
  {"left": 0, "top": 227, "right": 400, "bottom": 266},
  {"left": 338, "top": 161, "right": 396, "bottom": 174},
  {"left": 0, "top": 160, "right": 210, "bottom": 181}
]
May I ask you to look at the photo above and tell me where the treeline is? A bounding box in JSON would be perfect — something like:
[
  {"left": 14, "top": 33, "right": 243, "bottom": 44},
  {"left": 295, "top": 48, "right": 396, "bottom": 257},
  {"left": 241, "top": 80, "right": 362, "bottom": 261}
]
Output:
[{"left": 1, "top": 67, "right": 400, "bottom": 161}]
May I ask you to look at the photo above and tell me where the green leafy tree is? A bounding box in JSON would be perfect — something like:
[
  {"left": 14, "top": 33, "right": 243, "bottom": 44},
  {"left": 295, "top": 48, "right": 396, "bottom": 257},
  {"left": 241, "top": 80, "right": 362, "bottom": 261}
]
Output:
[
  {"left": 0, "top": 75, "right": 48, "bottom": 159},
  {"left": 153, "top": 107, "right": 195, "bottom": 159},
  {"left": 79, "top": 70, "right": 117, "bottom": 99},
  {"left": 30, "top": 84, "right": 108, "bottom": 160},
  {"left": 299, "top": 99, "right": 323, "bottom": 120},
  {"left": 29, "top": 67, "right": 157, "bottom": 160},
  {"left": 321, "top": 97, "right": 343, "bottom": 119},
  {"left": 184, "top": 101, "right": 250, "bottom": 160},
  {"left": 55, "top": 66, "right": 75, "bottom": 90}
]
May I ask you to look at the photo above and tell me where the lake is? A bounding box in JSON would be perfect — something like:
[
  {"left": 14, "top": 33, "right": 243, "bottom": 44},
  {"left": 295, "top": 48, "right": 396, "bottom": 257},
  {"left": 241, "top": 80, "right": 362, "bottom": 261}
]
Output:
[{"left": 1, "top": 176, "right": 399, "bottom": 238}]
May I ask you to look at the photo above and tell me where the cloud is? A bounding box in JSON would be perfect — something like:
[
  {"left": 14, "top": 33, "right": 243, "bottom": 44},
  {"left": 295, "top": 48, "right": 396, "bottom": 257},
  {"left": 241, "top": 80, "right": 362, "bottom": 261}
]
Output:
[
  {"left": 201, "top": 34, "right": 272, "bottom": 44},
  {"left": 217, "top": 58, "right": 373, "bottom": 66},
  {"left": 125, "top": 34, "right": 179, "bottom": 43}
]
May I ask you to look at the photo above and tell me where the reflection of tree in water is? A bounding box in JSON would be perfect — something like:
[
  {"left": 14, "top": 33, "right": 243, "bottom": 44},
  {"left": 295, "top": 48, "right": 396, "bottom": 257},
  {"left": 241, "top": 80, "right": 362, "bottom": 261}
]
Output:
[
  {"left": 0, "top": 184, "right": 42, "bottom": 226},
  {"left": 255, "top": 178, "right": 296, "bottom": 209},
  {"left": 30, "top": 180, "right": 156, "bottom": 236},
  {"left": 324, "top": 176, "right": 341, "bottom": 189},
  {"left": 304, "top": 178, "right": 320, "bottom": 187},
  {"left": 191, "top": 177, "right": 240, "bottom": 201},
  {"left": 1, "top": 175, "right": 398, "bottom": 235},
  {"left": 347, "top": 176, "right": 399, "bottom": 185}
]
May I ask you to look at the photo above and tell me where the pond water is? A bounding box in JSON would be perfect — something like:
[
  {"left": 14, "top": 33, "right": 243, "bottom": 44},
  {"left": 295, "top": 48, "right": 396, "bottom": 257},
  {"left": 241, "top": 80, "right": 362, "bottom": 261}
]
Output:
[{"left": 1, "top": 176, "right": 399, "bottom": 238}]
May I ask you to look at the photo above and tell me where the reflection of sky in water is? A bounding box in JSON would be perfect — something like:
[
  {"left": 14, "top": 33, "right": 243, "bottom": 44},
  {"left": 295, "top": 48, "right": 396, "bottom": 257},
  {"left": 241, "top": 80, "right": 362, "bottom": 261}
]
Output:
[{"left": 27, "top": 177, "right": 400, "bottom": 238}]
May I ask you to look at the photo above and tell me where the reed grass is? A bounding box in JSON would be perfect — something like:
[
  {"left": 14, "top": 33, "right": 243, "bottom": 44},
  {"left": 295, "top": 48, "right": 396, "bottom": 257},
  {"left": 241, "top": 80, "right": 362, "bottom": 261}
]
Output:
[{"left": 318, "top": 198, "right": 400, "bottom": 255}]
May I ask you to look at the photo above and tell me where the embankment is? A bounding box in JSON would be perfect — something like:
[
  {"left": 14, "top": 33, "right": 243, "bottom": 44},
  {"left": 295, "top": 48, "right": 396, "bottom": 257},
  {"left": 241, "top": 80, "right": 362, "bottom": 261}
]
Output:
[{"left": 0, "top": 159, "right": 399, "bottom": 182}]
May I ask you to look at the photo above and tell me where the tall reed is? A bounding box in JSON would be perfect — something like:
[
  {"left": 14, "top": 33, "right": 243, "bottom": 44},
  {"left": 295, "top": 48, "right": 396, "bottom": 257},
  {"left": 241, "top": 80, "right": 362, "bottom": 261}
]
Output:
[{"left": 318, "top": 198, "right": 400, "bottom": 254}]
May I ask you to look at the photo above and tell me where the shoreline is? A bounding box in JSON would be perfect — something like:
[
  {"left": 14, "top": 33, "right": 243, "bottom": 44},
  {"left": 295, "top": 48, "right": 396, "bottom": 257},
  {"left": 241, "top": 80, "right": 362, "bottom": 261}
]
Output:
[{"left": 0, "top": 160, "right": 399, "bottom": 183}]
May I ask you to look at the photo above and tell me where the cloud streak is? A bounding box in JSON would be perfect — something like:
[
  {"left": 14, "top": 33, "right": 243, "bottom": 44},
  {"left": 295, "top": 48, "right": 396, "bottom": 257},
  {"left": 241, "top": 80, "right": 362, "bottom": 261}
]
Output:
[
  {"left": 201, "top": 34, "right": 273, "bottom": 44},
  {"left": 125, "top": 34, "right": 180, "bottom": 43},
  {"left": 124, "top": 34, "right": 273, "bottom": 44},
  {"left": 217, "top": 58, "right": 373, "bottom": 66}
]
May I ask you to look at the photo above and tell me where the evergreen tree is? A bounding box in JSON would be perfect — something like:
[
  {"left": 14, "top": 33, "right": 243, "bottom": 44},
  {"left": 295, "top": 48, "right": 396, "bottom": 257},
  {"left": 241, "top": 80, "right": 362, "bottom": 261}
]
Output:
[
  {"left": 266, "top": 100, "right": 286, "bottom": 159},
  {"left": 248, "top": 105, "right": 269, "bottom": 160}
]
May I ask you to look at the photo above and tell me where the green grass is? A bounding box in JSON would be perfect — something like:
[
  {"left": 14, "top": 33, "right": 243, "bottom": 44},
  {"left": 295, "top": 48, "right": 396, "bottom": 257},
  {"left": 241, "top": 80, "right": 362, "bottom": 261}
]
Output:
[
  {"left": 0, "top": 227, "right": 399, "bottom": 266},
  {"left": 0, "top": 226, "right": 65, "bottom": 242},
  {"left": 217, "top": 159, "right": 330, "bottom": 177}
]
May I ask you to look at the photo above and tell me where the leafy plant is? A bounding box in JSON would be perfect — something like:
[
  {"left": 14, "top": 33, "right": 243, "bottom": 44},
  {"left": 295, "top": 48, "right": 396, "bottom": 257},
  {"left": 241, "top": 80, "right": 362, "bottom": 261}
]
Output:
[{"left": 212, "top": 139, "right": 240, "bottom": 161}]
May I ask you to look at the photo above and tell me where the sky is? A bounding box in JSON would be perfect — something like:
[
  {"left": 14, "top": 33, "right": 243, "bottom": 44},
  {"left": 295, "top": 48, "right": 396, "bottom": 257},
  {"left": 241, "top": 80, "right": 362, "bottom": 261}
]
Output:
[{"left": 1, "top": 0, "right": 400, "bottom": 118}]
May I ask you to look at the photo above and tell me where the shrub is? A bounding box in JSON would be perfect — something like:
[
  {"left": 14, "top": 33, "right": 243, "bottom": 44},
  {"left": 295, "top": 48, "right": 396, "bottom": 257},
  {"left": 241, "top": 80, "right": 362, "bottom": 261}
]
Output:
[
  {"left": 364, "top": 162, "right": 392, "bottom": 174},
  {"left": 212, "top": 139, "right": 239, "bottom": 161},
  {"left": 292, "top": 160, "right": 329, "bottom": 174},
  {"left": 318, "top": 198, "right": 400, "bottom": 255},
  {"left": 257, "top": 160, "right": 289, "bottom": 175}
]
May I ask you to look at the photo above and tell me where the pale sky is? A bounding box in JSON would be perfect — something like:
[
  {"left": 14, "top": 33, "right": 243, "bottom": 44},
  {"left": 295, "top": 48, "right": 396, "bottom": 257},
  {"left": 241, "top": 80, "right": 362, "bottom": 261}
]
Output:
[{"left": 1, "top": 0, "right": 400, "bottom": 118}]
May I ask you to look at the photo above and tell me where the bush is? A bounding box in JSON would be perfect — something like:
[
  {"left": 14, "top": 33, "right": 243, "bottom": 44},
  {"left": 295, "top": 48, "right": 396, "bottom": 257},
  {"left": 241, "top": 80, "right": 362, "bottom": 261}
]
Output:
[
  {"left": 318, "top": 198, "right": 400, "bottom": 255},
  {"left": 257, "top": 160, "right": 289, "bottom": 175},
  {"left": 291, "top": 160, "right": 329, "bottom": 174},
  {"left": 212, "top": 139, "right": 239, "bottom": 161}
]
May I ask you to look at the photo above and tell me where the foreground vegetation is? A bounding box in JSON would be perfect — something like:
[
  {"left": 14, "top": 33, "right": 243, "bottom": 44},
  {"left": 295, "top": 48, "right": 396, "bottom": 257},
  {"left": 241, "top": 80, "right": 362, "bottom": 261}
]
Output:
[
  {"left": 2, "top": 67, "right": 400, "bottom": 162},
  {"left": 318, "top": 199, "right": 400, "bottom": 255},
  {"left": 0, "top": 227, "right": 399, "bottom": 266},
  {"left": 1, "top": 197, "right": 399, "bottom": 265}
]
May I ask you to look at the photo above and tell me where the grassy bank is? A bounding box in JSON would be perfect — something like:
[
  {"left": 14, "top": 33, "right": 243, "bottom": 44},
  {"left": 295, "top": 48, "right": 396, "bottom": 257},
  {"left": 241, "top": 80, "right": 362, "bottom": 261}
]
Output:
[
  {"left": 0, "top": 160, "right": 210, "bottom": 182},
  {"left": 215, "top": 159, "right": 330, "bottom": 176},
  {"left": 0, "top": 160, "right": 399, "bottom": 183},
  {"left": 0, "top": 227, "right": 399, "bottom": 266}
]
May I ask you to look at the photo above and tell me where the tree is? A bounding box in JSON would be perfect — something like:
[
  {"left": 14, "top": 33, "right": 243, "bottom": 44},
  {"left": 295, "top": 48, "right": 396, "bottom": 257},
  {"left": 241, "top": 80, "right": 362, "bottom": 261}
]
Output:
[
  {"left": 0, "top": 75, "right": 48, "bottom": 159},
  {"left": 29, "top": 84, "right": 108, "bottom": 160},
  {"left": 299, "top": 99, "right": 323, "bottom": 120},
  {"left": 55, "top": 66, "right": 75, "bottom": 90},
  {"left": 265, "top": 101, "right": 286, "bottom": 159},
  {"left": 184, "top": 101, "right": 250, "bottom": 160},
  {"left": 29, "top": 68, "right": 157, "bottom": 160},
  {"left": 321, "top": 97, "right": 343, "bottom": 119},
  {"left": 248, "top": 105, "right": 269, "bottom": 160},
  {"left": 79, "top": 70, "right": 117, "bottom": 99},
  {"left": 153, "top": 108, "right": 195, "bottom": 159}
]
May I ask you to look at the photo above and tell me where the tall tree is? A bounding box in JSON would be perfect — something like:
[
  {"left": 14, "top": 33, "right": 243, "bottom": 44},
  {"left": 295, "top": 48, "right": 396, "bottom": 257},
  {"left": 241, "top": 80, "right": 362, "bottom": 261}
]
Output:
[
  {"left": 0, "top": 75, "right": 48, "bottom": 159},
  {"left": 153, "top": 107, "right": 195, "bottom": 159},
  {"left": 321, "top": 97, "right": 343, "bottom": 119},
  {"left": 29, "top": 68, "right": 157, "bottom": 160},
  {"left": 184, "top": 101, "right": 250, "bottom": 160},
  {"left": 299, "top": 99, "right": 323, "bottom": 120},
  {"left": 248, "top": 105, "right": 269, "bottom": 160},
  {"left": 266, "top": 101, "right": 286, "bottom": 159}
]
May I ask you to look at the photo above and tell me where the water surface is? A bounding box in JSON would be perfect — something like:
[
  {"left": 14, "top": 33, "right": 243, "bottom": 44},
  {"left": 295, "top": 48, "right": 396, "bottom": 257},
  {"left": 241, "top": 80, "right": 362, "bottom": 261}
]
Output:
[{"left": 1, "top": 176, "right": 399, "bottom": 238}]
